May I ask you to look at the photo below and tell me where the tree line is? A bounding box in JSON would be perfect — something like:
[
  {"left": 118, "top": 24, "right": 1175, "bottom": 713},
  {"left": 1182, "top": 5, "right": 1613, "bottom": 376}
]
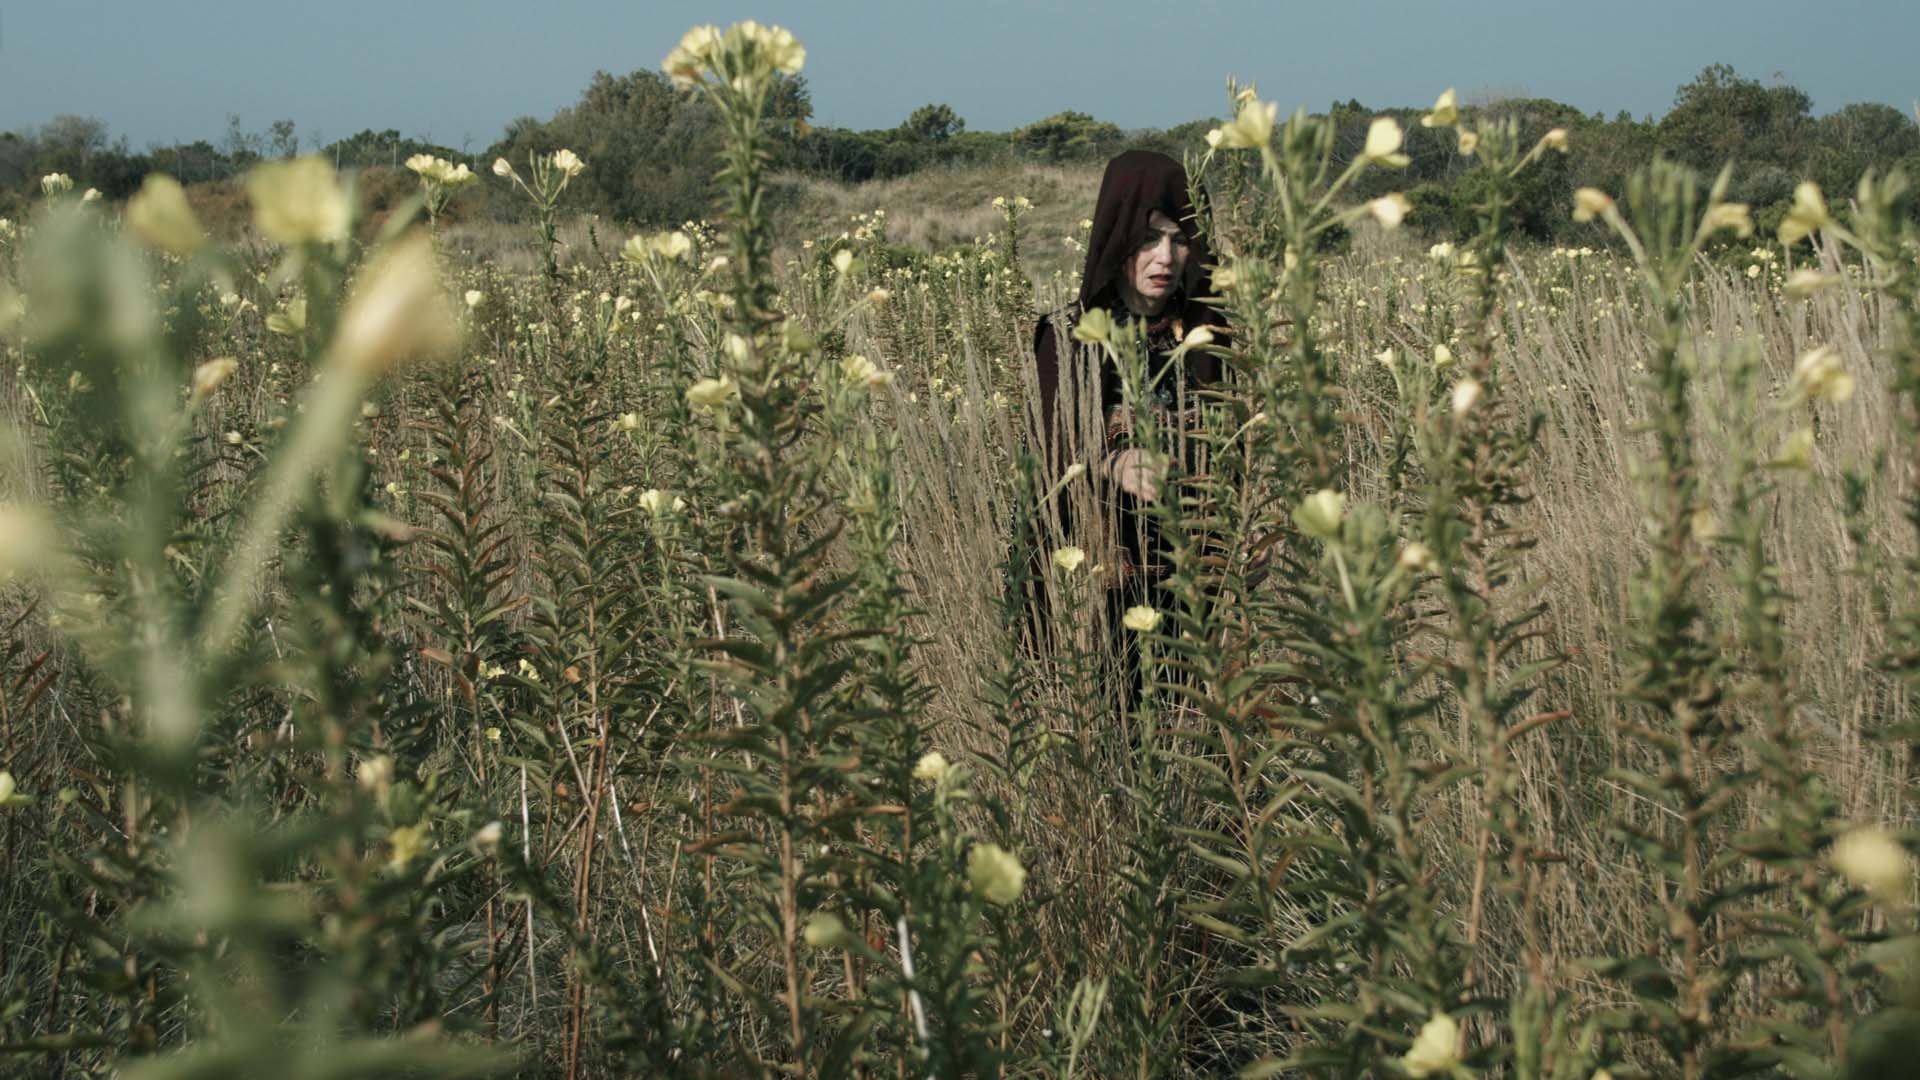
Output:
[{"left": 3, "top": 63, "right": 1914, "bottom": 241}]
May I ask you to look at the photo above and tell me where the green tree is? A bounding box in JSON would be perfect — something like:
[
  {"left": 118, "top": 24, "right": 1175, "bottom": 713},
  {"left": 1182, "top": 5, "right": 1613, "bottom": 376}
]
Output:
[
  {"left": 1658, "top": 63, "right": 1813, "bottom": 174},
  {"left": 1013, "top": 110, "right": 1123, "bottom": 162},
  {"left": 901, "top": 103, "right": 965, "bottom": 142}
]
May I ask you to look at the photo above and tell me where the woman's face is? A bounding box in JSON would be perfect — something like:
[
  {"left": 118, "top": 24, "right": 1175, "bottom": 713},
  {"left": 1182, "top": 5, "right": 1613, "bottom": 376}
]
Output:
[{"left": 1122, "top": 208, "right": 1191, "bottom": 316}]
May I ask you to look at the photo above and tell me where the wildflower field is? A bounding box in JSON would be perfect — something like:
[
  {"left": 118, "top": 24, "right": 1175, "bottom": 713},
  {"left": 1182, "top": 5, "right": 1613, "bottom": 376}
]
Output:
[{"left": 3, "top": 22, "right": 1919, "bottom": 1080}]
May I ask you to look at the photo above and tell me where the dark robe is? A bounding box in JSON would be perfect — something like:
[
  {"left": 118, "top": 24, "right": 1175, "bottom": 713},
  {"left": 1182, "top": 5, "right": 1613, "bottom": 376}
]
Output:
[{"left": 1029, "top": 150, "right": 1228, "bottom": 589}]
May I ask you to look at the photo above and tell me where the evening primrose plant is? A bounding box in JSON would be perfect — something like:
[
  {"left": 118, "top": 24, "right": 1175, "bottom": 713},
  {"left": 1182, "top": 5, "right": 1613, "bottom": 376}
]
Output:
[
  {"left": 492, "top": 148, "right": 586, "bottom": 280},
  {"left": 7, "top": 23, "right": 1920, "bottom": 1080}
]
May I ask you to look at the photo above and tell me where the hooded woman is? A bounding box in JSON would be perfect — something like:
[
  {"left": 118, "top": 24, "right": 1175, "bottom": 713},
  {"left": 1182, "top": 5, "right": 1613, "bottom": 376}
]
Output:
[{"left": 1025, "top": 150, "right": 1227, "bottom": 697}]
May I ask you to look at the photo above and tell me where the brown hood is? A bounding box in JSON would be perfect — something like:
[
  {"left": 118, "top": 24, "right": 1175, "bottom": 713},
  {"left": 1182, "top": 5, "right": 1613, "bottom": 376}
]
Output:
[{"left": 1078, "top": 150, "right": 1219, "bottom": 328}]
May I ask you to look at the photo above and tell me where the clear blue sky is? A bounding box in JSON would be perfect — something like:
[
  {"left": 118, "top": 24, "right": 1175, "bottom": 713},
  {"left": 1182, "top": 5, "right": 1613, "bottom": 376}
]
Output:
[{"left": 3, "top": 1, "right": 1914, "bottom": 152}]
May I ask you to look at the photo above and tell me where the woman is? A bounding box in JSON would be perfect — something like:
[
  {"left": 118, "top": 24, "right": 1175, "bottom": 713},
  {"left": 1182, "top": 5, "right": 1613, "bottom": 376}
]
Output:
[{"left": 1026, "top": 149, "right": 1227, "bottom": 704}]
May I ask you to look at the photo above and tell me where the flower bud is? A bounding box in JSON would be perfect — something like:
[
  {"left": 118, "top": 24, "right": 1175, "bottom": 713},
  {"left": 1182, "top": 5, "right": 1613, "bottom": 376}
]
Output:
[
  {"left": 1361, "top": 117, "right": 1409, "bottom": 167},
  {"left": 913, "top": 751, "right": 951, "bottom": 784},
  {"left": 246, "top": 156, "right": 350, "bottom": 245},
  {"left": 1573, "top": 188, "right": 1614, "bottom": 224},
  {"left": 1401, "top": 1013, "right": 1461, "bottom": 1078},
  {"left": 1071, "top": 307, "right": 1115, "bottom": 346},
  {"left": 1831, "top": 825, "right": 1911, "bottom": 906},
  {"left": 1451, "top": 378, "right": 1483, "bottom": 417},
  {"left": 686, "top": 375, "right": 737, "bottom": 409},
  {"left": 190, "top": 357, "right": 238, "bottom": 400},
  {"left": 803, "top": 911, "right": 854, "bottom": 948},
  {"left": 126, "top": 174, "right": 205, "bottom": 256},
  {"left": 329, "top": 232, "right": 461, "bottom": 381},
  {"left": 1420, "top": 88, "right": 1458, "bottom": 128},
  {"left": 1367, "top": 193, "right": 1411, "bottom": 229},
  {"left": 967, "top": 842, "right": 1027, "bottom": 905},
  {"left": 1790, "top": 344, "right": 1854, "bottom": 404},
  {"left": 1779, "top": 182, "right": 1830, "bottom": 245},
  {"left": 1293, "top": 489, "right": 1346, "bottom": 541}
]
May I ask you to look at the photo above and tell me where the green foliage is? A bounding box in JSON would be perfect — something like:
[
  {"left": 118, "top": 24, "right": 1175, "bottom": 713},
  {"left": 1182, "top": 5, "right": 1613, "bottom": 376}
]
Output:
[{"left": 4, "top": 23, "right": 1920, "bottom": 1080}]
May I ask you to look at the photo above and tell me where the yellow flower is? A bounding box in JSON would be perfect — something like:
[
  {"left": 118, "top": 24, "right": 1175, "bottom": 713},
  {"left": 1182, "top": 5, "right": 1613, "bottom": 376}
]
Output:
[
  {"left": 867, "top": 287, "right": 891, "bottom": 306},
  {"left": 190, "top": 357, "right": 238, "bottom": 400},
  {"left": 686, "top": 375, "right": 738, "bottom": 409},
  {"left": 1362, "top": 117, "right": 1410, "bottom": 168},
  {"left": 473, "top": 821, "right": 504, "bottom": 851},
  {"left": 1293, "top": 489, "right": 1346, "bottom": 540},
  {"left": 1700, "top": 202, "right": 1754, "bottom": 239},
  {"left": 1784, "top": 269, "right": 1839, "bottom": 298},
  {"left": 484, "top": 726, "right": 502, "bottom": 742},
  {"left": 1433, "top": 343, "right": 1455, "bottom": 369},
  {"left": 1401, "top": 1013, "right": 1461, "bottom": 1078},
  {"left": 464, "top": 289, "right": 485, "bottom": 309},
  {"left": 551, "top": 149, "right": 585, "bottom": 178},
  {"left": 126, "top": 174, "right": 204, "bottom": 256},
  {"left": 664, "top": 24, "right": 724, "bottom": 87},
  {"left": 967, "top": 842, "right": 1027, "bottom": 905},
  {"left": 913, "top": 751, "right": 951, "bottom": 784},
  {"left": 407, "top": 153, "right": 455, "bottom": 183},
  {"left": 1122, "top": 605, "right": 1162, "bottom": 633},
  {"left": 1831, "top": 825, "right": 1910, "bottom": 906},
  {"left": 330, "top": 232, "right": 461, "bottom": 380},
  {"left": 1457, "top": 130, "right": 1479, "bottom": 156},
  {"left": 0, "top": 770, "right": 23, "bottom": 807},
  {"left": 1421, "top": 88, "right": 1458, "bottom": 128},
  {"left": 803, "top": 911, "right": 854, "bottom": 948},
  {"left": 1428, "top": 241, "right": 1456, "bottom": 262},
  {"left": 1771, "top": 427, "right": 1816, "bottom": 470},
  {"left": 387, "top": 823, "right": 429, "bottom": 872},
  {"left": 491, "top": 156, "right": 515, "bottom": 178},
  {"left": 1071, "top": 307, "right": 1115, "bottom": 346},
  {"left": 1215, "top": 98, "right": 1278, "bottom": 150},
  {"left": 833, "top": 248, "right": 854, "bottom": 275},
  {"left": 1050, "top": 545, "right": 1086, "bottom": 573},
  {"left": 1790, "top": 345, "right": 1855, "bottom": 404},
  {"left": 1779, "top": 181, "right": 1830, "bottom": 245},
  {"left": 246, "top": 156, "right": 351, "bottom": 245},
  {"left": 638, "top": 488, "right": 679, "bottom": 516},
  {"left": 40, "top": 173, "right": 73, "bottom": 196},
  {"left": 1398, "top": 542, "right": 1436, "bottom": 572},
  {"left": 1539, "top": 128, "right": 1570, "bottom": 153},
  {"left": 755, "top": 23, "right": 806, "bottom": 75},
  {"left": 357, "top": 754, "right": 394, "bottom": 792},
  {"left": 840, "top": 353, "right": 880, "bottom": 383},
  {"left": 1367, "top": 193, "right": 1411, "bottom": 229},
  {"left": 1451, "top": 378, "right": 1483, "bottom": 417},
  {"left": 1572, "top": 188, "right": 1614, "bottom": 223},
  {"left": 0, "top": 503, "right": 55, "bottom": 580},
  {"left": 615, "top": 412, "right": 641, "bottom": 432},
  {"left": 1180, "top": 325, "right": 1215, "bottom": 352},
  {"left": 265, "top": 297, "right": 308, "bottom": 336}
]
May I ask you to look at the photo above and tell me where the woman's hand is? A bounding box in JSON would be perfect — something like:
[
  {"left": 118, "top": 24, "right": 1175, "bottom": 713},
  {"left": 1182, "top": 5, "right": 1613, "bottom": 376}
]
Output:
[{"left": 1108, "top": 448, "right": 1160, "bottom": 503}]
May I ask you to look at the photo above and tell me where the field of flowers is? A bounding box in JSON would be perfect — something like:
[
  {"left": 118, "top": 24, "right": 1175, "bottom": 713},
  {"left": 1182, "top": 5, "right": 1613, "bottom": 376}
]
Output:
[{"left": 0, "top": 22, "right": 1917, "bottom": 1080}]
